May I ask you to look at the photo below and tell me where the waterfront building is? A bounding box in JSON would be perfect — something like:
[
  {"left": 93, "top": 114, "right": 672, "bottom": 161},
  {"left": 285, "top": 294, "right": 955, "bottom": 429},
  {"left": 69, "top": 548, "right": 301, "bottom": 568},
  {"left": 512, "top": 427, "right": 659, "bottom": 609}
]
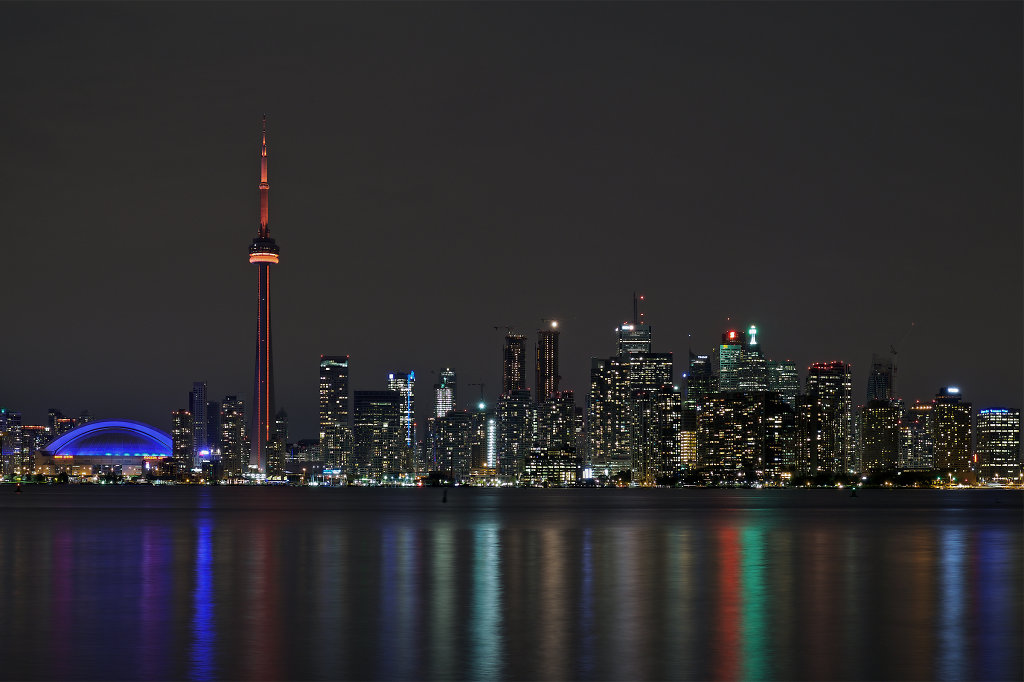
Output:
[
  {"left": 434, "top": 410, "right": 474, "bottom": 481},
  {"left": 901, "top": 402, "right": 935, "bottom": 471},
  {"left": 319, "top": 355, "right": 351, "bottom": 469},
  {"left": 387, "top": 371, "right": 416, "bottom": 471},
  {"left": 269, "top": 409, "right": 287, "bottom": 473},
  {"left": 0, "top": 409, "right": 23, "bottom": 476},
  {"left": 37, "top": 419, "right": 172, "bottom": 478},
  {"left": 976, "top": 408, "right": 1021, "bottom": 480},
  {"left": 219, "top": 396, "right": 246, "bottom": 476},
  {"left": 535, "top": 322, "right": 560, "bottom": 401},
  {"left": 932, "top": 386, "right": 972, "bottom": 479},
  {"left": 497, "top": 389, "right": 533, "bottom": 478},
  {"left": 170, "top": 409, "right": 193, "bottom": 477},
  {"left": 353, "top": 391, "right": 402, "bottom": 481},
  {"left": 860, "top": 399, "right": 901, "bottom": 473},
  {"left": 249, "top": 117, "right": 281, "bottom": 475},
  {"left": 189, "top": 381, "right": 208, "bottom": 466},
  {"left": 798, "top": 361, "right": 854, "bottom": 474}
]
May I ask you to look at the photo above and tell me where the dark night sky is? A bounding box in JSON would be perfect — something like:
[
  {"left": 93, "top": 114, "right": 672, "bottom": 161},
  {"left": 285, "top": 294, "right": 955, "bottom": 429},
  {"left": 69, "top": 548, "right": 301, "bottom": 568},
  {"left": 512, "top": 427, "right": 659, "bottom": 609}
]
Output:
[{"left": 1, "top": 2, "right": 1020, "bottom": 440}]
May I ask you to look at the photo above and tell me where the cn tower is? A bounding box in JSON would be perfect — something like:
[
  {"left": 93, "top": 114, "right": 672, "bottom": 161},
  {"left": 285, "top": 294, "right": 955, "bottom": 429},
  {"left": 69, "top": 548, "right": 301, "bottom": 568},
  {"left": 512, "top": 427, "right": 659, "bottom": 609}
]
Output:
[{"left": 249, "top": 116, "right": 280, "bottom": 475}]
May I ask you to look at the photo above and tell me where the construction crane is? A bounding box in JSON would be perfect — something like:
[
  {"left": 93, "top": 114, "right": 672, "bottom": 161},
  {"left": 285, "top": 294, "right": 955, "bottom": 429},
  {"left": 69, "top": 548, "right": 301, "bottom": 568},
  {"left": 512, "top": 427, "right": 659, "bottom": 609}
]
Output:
[{"left": 467, "top": 382, "right": 486, "bottom": 409}]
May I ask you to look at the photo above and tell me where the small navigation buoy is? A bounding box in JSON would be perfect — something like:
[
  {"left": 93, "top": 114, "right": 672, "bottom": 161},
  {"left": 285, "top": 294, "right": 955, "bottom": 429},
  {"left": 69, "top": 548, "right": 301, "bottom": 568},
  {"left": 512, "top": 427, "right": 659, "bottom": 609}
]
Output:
[
  {"left": 850, "top": 488, "right": 857, "bottom": 497},
  {"left": 15, "top": 483, "right": 22, "bottom": 494},
  {"left": 442, "top": 488, "right": 447, "bottom": 503}
]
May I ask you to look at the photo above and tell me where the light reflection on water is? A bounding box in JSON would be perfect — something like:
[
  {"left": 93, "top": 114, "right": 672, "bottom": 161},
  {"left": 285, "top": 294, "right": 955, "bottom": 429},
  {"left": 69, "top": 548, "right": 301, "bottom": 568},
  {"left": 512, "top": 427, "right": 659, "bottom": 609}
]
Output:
[{"left": 0, "top": 486, "right": 1020, "bottom": 681}]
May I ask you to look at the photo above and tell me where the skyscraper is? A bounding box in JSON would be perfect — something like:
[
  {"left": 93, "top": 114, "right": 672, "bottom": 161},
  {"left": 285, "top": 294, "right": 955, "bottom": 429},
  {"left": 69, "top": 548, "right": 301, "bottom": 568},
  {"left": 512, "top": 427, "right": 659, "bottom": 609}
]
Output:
[
  {"left": 860, "top": 399, "right": 900, "bottom": 473},
  {"left": 353, "top": 391, "right": 402, "bottom": 480},
  {"left": 799, "top": 361, "right": 854, "bottom": 474},
  {"left": 768, "top": 360, "right": 799, "bottom": 409},
  {"left": 535, "top": 322, "right": 560, "bottom": 401},
  {"left": 189, "top": 381, "right": 208, "bottom": 466},
  {"left": 502, "top": 333, "right": 528, "bottom": 395},
  {"left": 219, "top": 396, "right": 245, "bottom": 476},
  {"left": 249, "top": 116, "right": 280, "bottom": 475},
  {"left": 434, "top": 368, "right": 457, "bottom": 417},
  {"left": 387, "top": 371, "right": 416, "bottom": 472},
  {"left": 171, "top": 409, "right": 193, "bottom": 478},
  {"left": 319, "top": 356, "right": 351, "bottom": 469},
  {"left": 718, "top": 330, "right": 744, "bottom": 392},
  {"left": 933, "top": 386, "right": 972, "bottom": 478},
  {"left": 976, "top": 408, "right": 1021, "bottom": 480},
  {"left": 737, "top": 325, "right": 769, "bottom": 393}
]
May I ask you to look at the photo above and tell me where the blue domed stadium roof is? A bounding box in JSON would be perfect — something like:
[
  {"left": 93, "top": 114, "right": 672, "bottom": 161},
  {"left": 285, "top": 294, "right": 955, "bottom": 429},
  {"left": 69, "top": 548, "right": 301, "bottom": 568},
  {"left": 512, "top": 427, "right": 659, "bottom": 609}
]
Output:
[{"left": 43, "top": 419, "right": 172, "bottom": 459}]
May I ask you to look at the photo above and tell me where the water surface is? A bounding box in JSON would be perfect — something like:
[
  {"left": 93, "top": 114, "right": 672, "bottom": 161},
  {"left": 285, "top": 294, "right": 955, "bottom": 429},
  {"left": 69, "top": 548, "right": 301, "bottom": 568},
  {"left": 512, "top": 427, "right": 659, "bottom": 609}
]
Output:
[{"left": 0, "top": 486, "right": 1019, "bottom": 681}]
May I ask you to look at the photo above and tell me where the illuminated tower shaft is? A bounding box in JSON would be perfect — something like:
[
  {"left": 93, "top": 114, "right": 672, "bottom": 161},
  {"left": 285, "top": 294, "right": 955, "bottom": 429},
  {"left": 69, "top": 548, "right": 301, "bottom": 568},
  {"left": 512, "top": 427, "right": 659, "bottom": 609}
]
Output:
[{"left": 249, "top": 117, "right": 280, "bottom": 474}]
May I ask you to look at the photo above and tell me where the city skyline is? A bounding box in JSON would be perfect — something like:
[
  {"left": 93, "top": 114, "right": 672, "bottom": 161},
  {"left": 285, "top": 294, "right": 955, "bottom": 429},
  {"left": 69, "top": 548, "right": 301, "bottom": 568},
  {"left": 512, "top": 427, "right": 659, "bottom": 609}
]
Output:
[{"left": 1, "top": 2, "right": 1020, "bottom": 440}]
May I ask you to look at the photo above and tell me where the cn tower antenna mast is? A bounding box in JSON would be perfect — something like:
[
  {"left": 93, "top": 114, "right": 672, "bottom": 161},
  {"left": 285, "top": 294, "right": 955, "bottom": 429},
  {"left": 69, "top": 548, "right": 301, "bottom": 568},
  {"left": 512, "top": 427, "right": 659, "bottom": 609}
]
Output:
[{"left": 249, "top": 115, "right": 280, "bottom": 476}]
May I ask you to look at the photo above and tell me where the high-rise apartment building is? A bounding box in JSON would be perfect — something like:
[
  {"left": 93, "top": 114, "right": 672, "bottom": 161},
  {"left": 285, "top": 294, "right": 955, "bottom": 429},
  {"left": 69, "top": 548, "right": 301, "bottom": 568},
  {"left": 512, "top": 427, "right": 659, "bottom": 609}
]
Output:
[
  {"left": 189, "top": 381, "right": 208, "bottom": 466},
  {"left": 798, "top": 361, "right": 854, "bottom": 474},
  {"left": 319, "top": 355, "right": 351, "bottom": 469},
  {"left": 976, "top": 408, "right": 1021, "bottom": 480},
  {"left": 497, "top": 389, "right": 533, "bottom": 478},
  {"left": 502, "top": 334, "right": 528, "bottom": 395},
  {"left": 933, "top": 386, "right": 972, "bottom": 478},
  {"left": 171, "top": 409, "right": 193, "bottom": 478},
  {"left": 860, "top": 399, "right": 901, "bottom": 473},
  {"left": 219, "top": 396, "right": 246, "bottom": 476},
  {"left": 387, "top": 371, "right": 416, "bottom": 472},
  {"left": 353, "top": 391, "right": 402, "bottom": 480},
  {"left": 535, "top": 323, "right": 560, "bottom": 401},
  {"left": 901, "top": 402, "right": 934, "bottom": 470}
]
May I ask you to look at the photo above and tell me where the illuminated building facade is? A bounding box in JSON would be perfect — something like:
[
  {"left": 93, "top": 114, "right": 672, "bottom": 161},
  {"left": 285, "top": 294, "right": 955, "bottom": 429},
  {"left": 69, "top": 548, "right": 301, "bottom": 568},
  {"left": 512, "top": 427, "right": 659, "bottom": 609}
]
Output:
[
  {"left": 900, "top": 402, "right": 934, "bottom": 471},
  {"left": 535, "top": 323, "right": 560, "bottom": 401},
  {"left": 860, "top": 399, "right": 901, "bottom": 473},
  {"left": 319, "top": 355, "right": 351, "bottom": 469},
  {"left": 171, "top": 409, "right": 192, "bottom": 477},
  {"left": 353, "top": 390, "right": 402, "bottom": 480},
  {"left": 189, "top": 381, "right": 207, "bottom": 466},
  {"left": 502, "top": 334, "right": 528, "bottom": 395},
  {"left": 435, "top": 410, "right": 473, "bottom": 481},
  {"left": 768, "top": 360, "right": 799, "bottom": 409},
  {"left": 799, "top": 361, "right": 854, "bottom": 474},
  {"left": 434, "top": 368, "right": 456, "bottom": 417},
  {"left": 737, "top": 325, "right": 769, "bottom": 393},
  {"left": 249, "top": 117, "right": 280, "bottom": 475},
  {"left": 0, "top": 409, "right": 23, "bottom": 476},
  {"left": 932, "top": 386, "right": 972, "bottom": 478},
  {"left": 718, "top": 330, "right": 743, "bottom": 392},
  {"left": 38, "top": 419, "right": 172, "bottom": 477},
  {"left": 219, "top": 396, "right": 245, "bottom": 476},
  {"left": 497, "top": 389, "right": 532, "bottom": 478},
  {"left": 387, "top": 371, "right": 416, "bottom": 471},
  {"left": 976, "top": 408, "right": 1021, "bottom": 480}
]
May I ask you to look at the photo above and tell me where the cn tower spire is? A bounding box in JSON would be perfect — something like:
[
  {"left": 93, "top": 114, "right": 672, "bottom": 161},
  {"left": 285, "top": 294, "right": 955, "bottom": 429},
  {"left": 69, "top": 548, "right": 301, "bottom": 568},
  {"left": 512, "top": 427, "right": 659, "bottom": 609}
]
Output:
[
  {"left": 249, "top": 116, "right": 280, "bottom": 476},
  {"left": 259, "top": 114, "right": 269, "bottom": 237}
]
